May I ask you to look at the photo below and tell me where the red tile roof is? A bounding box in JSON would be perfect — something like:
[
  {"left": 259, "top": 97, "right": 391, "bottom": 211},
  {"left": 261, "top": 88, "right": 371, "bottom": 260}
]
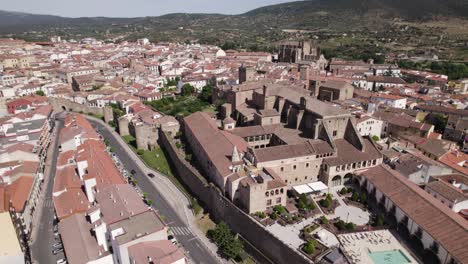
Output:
[
  {"left": 6, "top": 176, "right": 33, "bottom": 212},
  {"left": 439, "top": 151, "right": 468, "bottom": 175},
  {"left": 361, "top": 166, "right": 468, "bottom": 263},
  {"left": 53, "top": 166, "right": 81, "bottom": 194},
  {"left": 128, "top": 240, "right": 185, "bottom": 264},
  {"left": 53, "top": 188, "right": 90, "bottom": 220}
]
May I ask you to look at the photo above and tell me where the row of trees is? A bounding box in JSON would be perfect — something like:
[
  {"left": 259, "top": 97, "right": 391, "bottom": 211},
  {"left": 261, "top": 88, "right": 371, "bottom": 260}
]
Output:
[{"left": 398, "top": 60, "right": 468, "bottom": 80}]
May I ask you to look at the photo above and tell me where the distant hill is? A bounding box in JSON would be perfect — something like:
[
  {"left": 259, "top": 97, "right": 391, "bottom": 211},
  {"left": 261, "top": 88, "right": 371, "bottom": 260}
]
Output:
[{"left": 0, "top": 0, "right": 466, "bottom": 44}]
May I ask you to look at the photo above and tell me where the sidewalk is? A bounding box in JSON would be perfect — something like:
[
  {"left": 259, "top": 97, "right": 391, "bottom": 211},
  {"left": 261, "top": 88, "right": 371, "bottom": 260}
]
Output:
[{"left": 85, "top": 116, "right": 226, "bottom": 264}]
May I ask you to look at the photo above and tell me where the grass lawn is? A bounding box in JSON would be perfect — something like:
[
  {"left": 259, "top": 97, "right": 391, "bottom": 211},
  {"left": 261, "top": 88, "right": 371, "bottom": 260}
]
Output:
[
  {"left": 140, "top": 147, "right": 173, "bottom": 176},
  {"left": 146, "top": 96, "right": 217, "bottom": 117},
  {"left": 121, "top": 134, "right": 192, "bottom": 196}
]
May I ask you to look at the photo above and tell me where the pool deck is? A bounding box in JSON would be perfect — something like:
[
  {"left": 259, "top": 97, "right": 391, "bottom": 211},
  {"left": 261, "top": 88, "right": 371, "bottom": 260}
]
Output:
[{"left": 338, "top": 230, "right": 418, "bottom": 264}]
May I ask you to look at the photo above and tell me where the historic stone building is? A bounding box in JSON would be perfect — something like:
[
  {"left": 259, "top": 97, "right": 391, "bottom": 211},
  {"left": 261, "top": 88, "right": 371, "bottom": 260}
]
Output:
[
  {"left": 186, "top": 80, "right": 382, "bottom": 213},
  {"left": 278, "top": 40, "right": 319, "bottom": 63}
]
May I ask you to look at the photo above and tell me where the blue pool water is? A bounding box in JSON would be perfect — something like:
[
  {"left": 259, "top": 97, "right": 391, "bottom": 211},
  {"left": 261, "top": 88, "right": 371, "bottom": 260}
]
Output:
[{"left": 368, "top": 249, "right": 411, "bottom": 264}]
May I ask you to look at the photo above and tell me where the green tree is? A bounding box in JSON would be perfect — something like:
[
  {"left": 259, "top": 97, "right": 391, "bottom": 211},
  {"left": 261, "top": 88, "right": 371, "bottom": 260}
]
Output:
[
  {"left": 320, "top": 198, "right": 331, "bottom": 208},
  {"left": 255, "top": 212, "right": 266, "bottom": 219},
  {"left": 35, "top": 90, "right": 45, "bottom": 96},
  {"left": 303, "top": 239, "right": 317, "bottom": 254},
  {"left": 207, "top": 222, "right": 244, "bottom": 260},
  {"left": 339, "top": 187, "right": 348, "bottom": 195},
  {"left": 375, "top": 213, "right": 385, "bottom": 226},
  {"left": 320, "top": 216, "right": 329, "bottom": 225},
  {"left": 273, "top": 205, "right": 286, "bottom": 215},
  {"left": 427, "top": 113, "right": 448, "bottom": 133},
  {"left": 222, "top": 236, "right": 243, "bottom": 260},
  {"left": 360, "top": 192, "right": 367, "bottom": 204},
  {"left": 351, "top": 192, "right": 360, "bottom": 202},
  {"left": 181, "top": 84, "right": 195, "bottom": 96},
  {"left": 269, "top": 211, "right": 278, "bottom": 220},
  {"left": 372, "top": 135, "right": 380, "bottom": 142},
  {"left": 345, "top": 222, "right": 356, "bottom": 230},
  {"left": 335, "top": 220, "right": 346, "bottom": 230},
  {"left": 200, "top": 84, "right": 213, "bottom": 103}
]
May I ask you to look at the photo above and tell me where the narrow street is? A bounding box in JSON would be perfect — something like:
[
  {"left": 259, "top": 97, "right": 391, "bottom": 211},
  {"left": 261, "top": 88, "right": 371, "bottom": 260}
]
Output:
[
  {"left": 87, "top": 117, "right": 220, "bottom": 264},
  {"left": 30, "top": 112, "right": 65, "bottom": 264}
]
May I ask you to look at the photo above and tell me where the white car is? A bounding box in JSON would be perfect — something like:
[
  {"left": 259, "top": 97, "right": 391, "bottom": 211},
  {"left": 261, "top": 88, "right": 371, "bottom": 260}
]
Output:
[{"left": 57, "top": 259, "right": 67, "bottom": 264}]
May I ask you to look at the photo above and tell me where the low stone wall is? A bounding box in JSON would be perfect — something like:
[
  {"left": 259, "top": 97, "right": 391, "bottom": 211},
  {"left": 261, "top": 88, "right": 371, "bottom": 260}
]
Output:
[
  {"left": 49, "top": 98, "right": 113, "bottom": 123},
  {"left": 159, "top": 131, "right": 311, "bottom": 264}
]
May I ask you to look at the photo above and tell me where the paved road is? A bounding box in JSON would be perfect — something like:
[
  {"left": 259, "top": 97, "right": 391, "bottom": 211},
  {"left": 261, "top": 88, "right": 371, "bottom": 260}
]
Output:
[
  {"left": 88, "top": 119, "right": 220, "bottom": 264},
  {"left": 30, "top": 113, "right": 65, "bottom": 264}
]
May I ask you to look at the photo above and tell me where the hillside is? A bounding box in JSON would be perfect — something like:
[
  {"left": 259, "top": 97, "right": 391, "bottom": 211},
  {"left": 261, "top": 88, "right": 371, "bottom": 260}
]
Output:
[{"left": 0, "top": 0, "right": 467, "bottom": 59}]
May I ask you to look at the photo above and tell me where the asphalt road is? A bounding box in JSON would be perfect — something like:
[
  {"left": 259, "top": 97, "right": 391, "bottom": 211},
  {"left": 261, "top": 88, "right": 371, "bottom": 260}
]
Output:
[
  {"left": 30, "top": 113, "right": 65, "bottom": 264},
  {"left": 88, "top": 119, "right": 219, "bottom": 264}
]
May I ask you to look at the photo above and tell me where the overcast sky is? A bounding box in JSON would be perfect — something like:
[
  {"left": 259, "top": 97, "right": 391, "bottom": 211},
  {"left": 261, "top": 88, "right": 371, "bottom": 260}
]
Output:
[{"left": 3, "top": 0, "right": 298, "bottom": 17}]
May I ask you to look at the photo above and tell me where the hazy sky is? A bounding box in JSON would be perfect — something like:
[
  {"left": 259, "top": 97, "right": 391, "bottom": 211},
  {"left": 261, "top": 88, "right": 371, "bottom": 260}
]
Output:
[{"left": 3, "top": 0, "right": 298, "bottom": 17}]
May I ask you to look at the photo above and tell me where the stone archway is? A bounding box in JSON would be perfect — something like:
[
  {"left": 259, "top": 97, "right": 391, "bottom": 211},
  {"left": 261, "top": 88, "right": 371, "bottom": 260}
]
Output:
[
  {"left": 332, "top": 175, "right": 342, "bottom": 187},
  {"left": 344, "top": 173, "right": 353, "bottom": 185}
]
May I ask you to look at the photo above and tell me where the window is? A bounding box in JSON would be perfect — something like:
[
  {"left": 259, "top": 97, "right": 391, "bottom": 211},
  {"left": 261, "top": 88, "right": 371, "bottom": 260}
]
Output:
[
  {"left": 306, "top": 163, "right": 309, "bottom": 168},
  {"left": 276, "top": 197, "right": 281, "bottom": 203},
  {"left": 280, "top": 167, "right": 284, "bottom": 172},
  {"left": 333, "top": 130, "right": 337, "bottom": 137},
  {"left": 293, "top": 165, "right": 297, "bottom": 170},
  {"left": 267, "top": 199, "right": 272, "bottom": 206}
]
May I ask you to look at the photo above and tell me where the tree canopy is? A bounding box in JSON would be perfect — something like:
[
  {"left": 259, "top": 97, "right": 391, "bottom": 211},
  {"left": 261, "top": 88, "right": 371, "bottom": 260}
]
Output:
[{"left": 207, "top": 222, "right": 244, "bottom": 260}]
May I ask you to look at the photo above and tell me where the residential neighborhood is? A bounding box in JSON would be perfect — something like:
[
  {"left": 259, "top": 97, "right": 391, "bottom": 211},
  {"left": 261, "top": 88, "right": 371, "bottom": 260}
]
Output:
[{"left": 0, "top": 6, "right": 467, "bottom": 264}]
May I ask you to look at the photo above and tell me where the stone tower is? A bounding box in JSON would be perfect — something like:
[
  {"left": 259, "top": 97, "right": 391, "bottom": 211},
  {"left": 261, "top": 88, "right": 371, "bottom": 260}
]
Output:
[{"left": 239, "top": 65, "right": 255, "bottom": 84}]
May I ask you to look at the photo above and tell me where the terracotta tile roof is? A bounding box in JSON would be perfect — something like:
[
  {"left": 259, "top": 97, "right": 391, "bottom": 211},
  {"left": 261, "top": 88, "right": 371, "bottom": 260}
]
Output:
[
  {"left": 426, "top": 181, "right": 467, "bottom": 203},
  {"left": 323, "top": 138, "right": 382, "bottom": 166},
  {"left": 6, "top": 176, "right": 33, "bottom": 212},
  {"left": 4, "top": 142, "right": 35, "bottom": 153},
  {"left": 58, "top": 213, "right": 107, "bottom": 264},
  {"left": 437, "top": 174, "right": 468, "bottom": 186},
  {"left": 53, "top": 188, "right": 90, "bottom": 220},
  {"left": 76, "top": 141, "right": 125, "bottom": 187},
  {"left": 184, "top": 112, "right": 248, "bottom": 177},
  {"left": 56, "top": 150, "right": 76, "bottom": 167},
  {"left": 254, "top": 140, "right": 333, "bottom": 163},
  {"left": 128, "top": 240, "right": 185, "bottom": 264},
  {"left": 53, "top": 166, "right": 81, "bottom": 194},
  {"left": 439, "top": 151, "right": 468, "bottom": 175},
  {"left": 95, "top": 184, "right": 148, "bottom": 225},
  {"left": 3, "top": 161, "right": 39, "bottom": 179},
  {"left": 361, "top": 166, "right": 468, "bottom": 263}
]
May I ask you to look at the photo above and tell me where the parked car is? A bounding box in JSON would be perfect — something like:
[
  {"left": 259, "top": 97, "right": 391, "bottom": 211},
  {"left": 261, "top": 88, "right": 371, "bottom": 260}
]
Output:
[
  {"left": 52, "top": 248, "right": 64, "bottom": 255},
  {"left": 147, "top": 173, "right": 155, "bottom": 178},
  {"left": 131, "top": 169, "right": 136, "bottom": 175},
  {"left": 168, "top": 235, "right": 177, "bottom": 245},
  {"left": 57, "top": 258, "right": 67, "bottom": 264}
]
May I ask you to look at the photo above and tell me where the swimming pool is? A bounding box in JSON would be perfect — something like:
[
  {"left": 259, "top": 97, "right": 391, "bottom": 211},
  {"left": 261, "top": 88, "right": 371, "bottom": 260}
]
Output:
[{"left": 368, "top": 249, "right": 411, "bottom": 264}]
